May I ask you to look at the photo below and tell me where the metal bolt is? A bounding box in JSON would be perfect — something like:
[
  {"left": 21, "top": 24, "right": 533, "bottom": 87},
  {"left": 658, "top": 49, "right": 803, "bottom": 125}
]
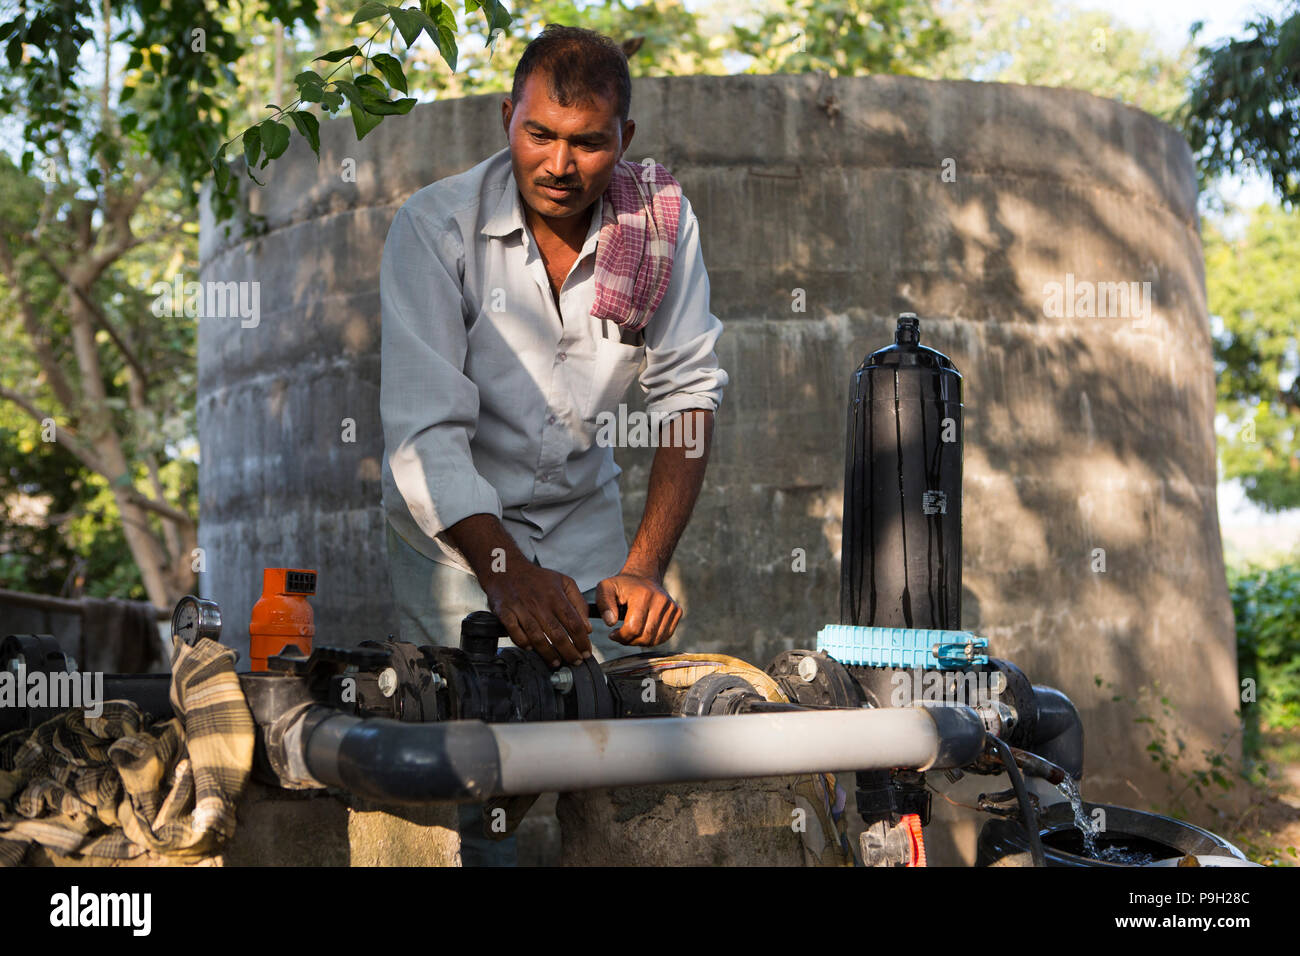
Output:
[
  {"left": 550, "top": 667, "right": 574, "bottom": 694},
  {"left": 976, "top": 701, "right": 1017, "bottom": 736},
  {"left": 377, "top": 667, "right": 398, "bottom": 698},
  {"left": 797, "top": 656, "right": 819, "bottom": 682}
]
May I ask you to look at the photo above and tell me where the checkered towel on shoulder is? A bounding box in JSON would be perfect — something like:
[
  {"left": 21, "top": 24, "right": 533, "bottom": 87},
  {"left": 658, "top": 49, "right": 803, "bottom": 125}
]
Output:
[
  {"left": 0, "top": 636, "right": 254, "bottom": 865},
  {"left": 589, "top": 158, "right": 682, "bottom": 333}
]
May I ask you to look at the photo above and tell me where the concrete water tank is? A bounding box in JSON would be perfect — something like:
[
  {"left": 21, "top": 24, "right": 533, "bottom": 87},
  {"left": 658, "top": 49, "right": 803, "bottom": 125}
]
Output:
[{"left": 198, "top": 74, "right": 1236, "bottom": 815}]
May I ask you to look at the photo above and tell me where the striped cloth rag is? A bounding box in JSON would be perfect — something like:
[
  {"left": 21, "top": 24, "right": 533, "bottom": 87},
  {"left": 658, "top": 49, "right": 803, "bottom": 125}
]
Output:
[
  {"left": 0, "top": 636, "right": 254, "bottom": 865},
  {"left": 589, "top": 157, "right": 682, "bottom": 333}
]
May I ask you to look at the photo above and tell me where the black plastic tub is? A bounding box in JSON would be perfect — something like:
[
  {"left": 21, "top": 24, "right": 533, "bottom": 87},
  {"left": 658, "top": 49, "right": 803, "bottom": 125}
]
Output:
[{"left": 977, "top": 801, "right": 1251, "bottom": 867}]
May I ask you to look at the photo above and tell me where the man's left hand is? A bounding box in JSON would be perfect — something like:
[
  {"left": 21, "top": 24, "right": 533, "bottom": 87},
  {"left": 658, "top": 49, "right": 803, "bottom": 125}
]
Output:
[{"left": 594, "top": 572, "right": 682, "bottom": 647}]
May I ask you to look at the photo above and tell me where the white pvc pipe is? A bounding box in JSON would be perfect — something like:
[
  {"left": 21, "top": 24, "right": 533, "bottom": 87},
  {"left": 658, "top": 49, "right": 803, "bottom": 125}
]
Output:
[{"left": 490, "top": 708, "right": 944, "bottom": 795}]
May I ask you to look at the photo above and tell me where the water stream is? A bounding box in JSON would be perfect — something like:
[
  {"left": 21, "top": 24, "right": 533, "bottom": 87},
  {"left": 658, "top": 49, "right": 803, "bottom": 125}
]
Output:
[
  {"left": 1056, "top": 777, "right": 1099, "bottom": 857},
  {"left": 1054, "top": 778, "right": 1158, "bottom": 865}
]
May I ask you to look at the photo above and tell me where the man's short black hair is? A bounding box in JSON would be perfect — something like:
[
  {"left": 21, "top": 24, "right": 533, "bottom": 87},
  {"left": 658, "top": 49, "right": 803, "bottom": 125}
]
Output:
[{"left": 511, "top": 24, "right": 631, "bottom": 126}]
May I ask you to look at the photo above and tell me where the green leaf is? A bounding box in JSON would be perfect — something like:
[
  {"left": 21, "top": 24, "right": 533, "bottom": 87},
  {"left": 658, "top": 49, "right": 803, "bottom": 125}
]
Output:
[
  {"left": 321, "top": 88, "right": 344, "bottom": 112},
  {"left": 372, "top": 52, "right": 408, "bottom": 93},
  {"left": 415, "top": 5, "right": 458, "bottom": 70},
  {"left": 334, "top": 79, "right": 362, "bottom": 105},
  {"left": 478, "top": 0, "right": 511, "bottom": 40},
  {"left": 120, "top": 84, "right": 136, "bottom": 103},
  {"left": 435, "top": 1, "right": 458, "bottom": 32},
  {"left": 362, "top": 96, "right": 416, "bottom": 115},
  {"left": 350, "top": 101, "right": 383, "bottom": 140},
  {"left": 388, "top": 5, "right": 423, "bottom": 46},
  {"left": 354, "top": 74, "right": 389, "bottom": 97},
  {"left": 345, "top": 74, "right": 417, "bottom": 116},
  {"left": 316, "top": 45, "right": 361, "bottom": 62},
  {"left": 297, "top": 81, "right": 324, "bottom": 104},
  {"left": 351, "top": 1, "right": 391, "bottom": 23},
  {"left": 259, "top": 119, "right": 291, "bottom": 160},
  {"left": 338, "top": 78, "right": 386, "bottom": 116},
  {"left": 125, "top": 49, "right": 142, "bottom": 71},
  {"left": 243, "top": 125, "right": 261, "bottom": 169},
  {"left": 211, "top": 145, "right": 231, "bottom": 193},
  {"left": 288, "top": 111, "right": 321, "bottom": 159}
]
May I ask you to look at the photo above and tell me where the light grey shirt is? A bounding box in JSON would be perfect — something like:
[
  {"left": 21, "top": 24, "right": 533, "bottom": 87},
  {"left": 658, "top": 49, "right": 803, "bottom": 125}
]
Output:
[{"left": 380, "top": 146, "right": 729, "bottom": 592}]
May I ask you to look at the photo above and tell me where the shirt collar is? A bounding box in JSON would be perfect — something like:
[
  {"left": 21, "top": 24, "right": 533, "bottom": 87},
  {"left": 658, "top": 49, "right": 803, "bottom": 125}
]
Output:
[{"left": 480, "top": 155, "right": 604, "bottom": 260}]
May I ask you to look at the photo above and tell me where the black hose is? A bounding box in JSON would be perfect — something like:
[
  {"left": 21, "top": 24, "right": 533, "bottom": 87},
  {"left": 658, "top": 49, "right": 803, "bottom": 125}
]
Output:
[{"left": 988, "top": 734, "right": 1045, "bottom": 867}]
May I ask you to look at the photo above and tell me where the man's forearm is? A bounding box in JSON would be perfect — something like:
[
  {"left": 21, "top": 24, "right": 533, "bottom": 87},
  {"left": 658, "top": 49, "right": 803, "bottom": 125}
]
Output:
[
  {"left": 444, "top": 512, "right": 528, "bottom": 583},
  {"left": 623, "top": 409, "right": 715, "bottom": 581}
]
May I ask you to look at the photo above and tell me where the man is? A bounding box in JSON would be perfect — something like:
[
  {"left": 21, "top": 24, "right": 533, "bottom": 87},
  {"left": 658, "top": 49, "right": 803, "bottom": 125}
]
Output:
[{"left": 379, "top": 25, "right": 728, "bottom": 863}]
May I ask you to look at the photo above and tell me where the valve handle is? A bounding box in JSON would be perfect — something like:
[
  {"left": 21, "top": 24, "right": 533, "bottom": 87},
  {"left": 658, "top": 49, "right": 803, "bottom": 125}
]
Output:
[{"left": 588, "top": 601, "right": 627, "bottom": 622}]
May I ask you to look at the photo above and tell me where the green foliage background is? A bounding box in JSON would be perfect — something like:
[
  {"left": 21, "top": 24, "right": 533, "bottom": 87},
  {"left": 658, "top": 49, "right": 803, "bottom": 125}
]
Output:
[{"left": 1231, "top": 558, "right": 1300, "bottom": 752}]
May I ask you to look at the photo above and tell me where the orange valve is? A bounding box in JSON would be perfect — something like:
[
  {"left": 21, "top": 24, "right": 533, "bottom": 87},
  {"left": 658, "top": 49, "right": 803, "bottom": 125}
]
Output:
[{"left": 248, "top": 568, "right": 316, "bottom": 672}]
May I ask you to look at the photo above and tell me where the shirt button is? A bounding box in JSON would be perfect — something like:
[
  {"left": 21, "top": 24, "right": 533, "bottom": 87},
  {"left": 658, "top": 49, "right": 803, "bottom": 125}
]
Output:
[
  {"left": 557, "top": 351, "right": 567, "bottom": 362},
  {"left": 547, "top": 414, "right": 557, "bottom": 425}
]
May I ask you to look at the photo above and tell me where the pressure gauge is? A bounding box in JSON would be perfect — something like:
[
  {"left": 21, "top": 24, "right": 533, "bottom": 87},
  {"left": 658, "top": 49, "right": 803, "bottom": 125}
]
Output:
[{"left": 171, "top": 596, "right": 222, "bottom": 646}]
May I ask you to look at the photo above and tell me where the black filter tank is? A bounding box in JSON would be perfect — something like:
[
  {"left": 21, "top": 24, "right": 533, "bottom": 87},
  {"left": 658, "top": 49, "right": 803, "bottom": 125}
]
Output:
[{"left": 840, "top": 314, "right": 963, "bottom": 629}]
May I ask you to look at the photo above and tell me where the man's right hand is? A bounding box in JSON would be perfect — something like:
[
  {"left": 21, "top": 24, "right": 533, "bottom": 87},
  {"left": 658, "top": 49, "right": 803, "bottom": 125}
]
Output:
[{"left": 481, "top": 561, "right": 593, "bottom": 668}]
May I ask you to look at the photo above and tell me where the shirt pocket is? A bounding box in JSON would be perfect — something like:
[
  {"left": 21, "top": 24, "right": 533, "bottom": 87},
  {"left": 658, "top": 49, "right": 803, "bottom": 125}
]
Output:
[{"left": 583, "top": 336, "right": 647, "bottom": 423}]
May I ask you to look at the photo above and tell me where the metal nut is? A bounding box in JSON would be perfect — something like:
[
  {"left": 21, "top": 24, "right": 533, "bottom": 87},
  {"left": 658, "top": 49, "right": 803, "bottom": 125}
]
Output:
[{"left": 550, "top": 667, "right": 574, "bottom": 694}]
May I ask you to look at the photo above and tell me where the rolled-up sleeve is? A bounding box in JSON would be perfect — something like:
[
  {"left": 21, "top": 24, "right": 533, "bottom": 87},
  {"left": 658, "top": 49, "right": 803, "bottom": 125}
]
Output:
[
  {"left": 380, "top": 202, "right": 503, "bottom": 546},
  {"left": 639, "top": 195, "right": 730, "bottom": 422}
]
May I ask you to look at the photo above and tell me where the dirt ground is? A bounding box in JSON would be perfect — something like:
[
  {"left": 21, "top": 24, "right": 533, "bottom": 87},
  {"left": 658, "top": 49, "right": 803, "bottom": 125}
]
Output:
[{"left": 1222, "top": 729, "right": 1300, "bottom": 866}]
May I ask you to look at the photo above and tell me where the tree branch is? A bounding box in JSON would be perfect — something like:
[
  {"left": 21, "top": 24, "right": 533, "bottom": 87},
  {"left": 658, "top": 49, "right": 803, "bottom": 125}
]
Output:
[
  {"left": 118, "top": 485, "right": 195, "bottom": 527},
  {"left": 0, "top": 223, "right": 82, "bottom": 413},
  {"left": 31, "top": 244, "right": 152, "bottom": 390},
  {"left": 0, "top": 384, "right": 107, "bottom": 474}
]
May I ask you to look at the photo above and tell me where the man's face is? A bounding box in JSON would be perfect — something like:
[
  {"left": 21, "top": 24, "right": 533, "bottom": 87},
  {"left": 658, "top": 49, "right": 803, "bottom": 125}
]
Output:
[{"left": 502, "top": 70, "right": 635, "bottom": 224}]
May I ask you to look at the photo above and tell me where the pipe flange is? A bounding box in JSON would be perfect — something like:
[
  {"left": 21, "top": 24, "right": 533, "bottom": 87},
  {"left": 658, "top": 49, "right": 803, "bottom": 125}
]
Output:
[
  {"left": 988, "top": 659, "right": 1037, "bottom": 747},
  {"left": 570, "top": 656, "right": 615, "bottom": 719},
  {"left": 424, "top": 646, "right": 484, "bottom": 721},
  {"left": 498, "top": 647, "right": 562, "bottom": 722},
  {"left": 766, "top": 649, "right": 862, "bottom": 708},
  {"left": 585, "top": 656, "right": 616, "bottom": 718},
  {"left": 680, "top": 673, "right": 759, "bottom": 717}
]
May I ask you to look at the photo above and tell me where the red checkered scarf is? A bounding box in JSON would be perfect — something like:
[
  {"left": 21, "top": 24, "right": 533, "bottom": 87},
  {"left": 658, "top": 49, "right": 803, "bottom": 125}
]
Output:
[{"left": 589, "top": 158, "right": 682, "bottom": 333}]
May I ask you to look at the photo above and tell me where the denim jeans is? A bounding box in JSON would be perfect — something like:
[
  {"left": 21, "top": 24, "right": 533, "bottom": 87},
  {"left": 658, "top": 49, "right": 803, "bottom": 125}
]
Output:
[{"left": 384, "top": 522, "right": 627, "bottom": 865}]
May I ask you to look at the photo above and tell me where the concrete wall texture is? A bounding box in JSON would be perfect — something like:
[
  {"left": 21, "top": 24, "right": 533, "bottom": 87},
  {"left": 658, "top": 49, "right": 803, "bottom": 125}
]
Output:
[{"left": 198, "top": 74, "right": 1237, "bottom": 829}]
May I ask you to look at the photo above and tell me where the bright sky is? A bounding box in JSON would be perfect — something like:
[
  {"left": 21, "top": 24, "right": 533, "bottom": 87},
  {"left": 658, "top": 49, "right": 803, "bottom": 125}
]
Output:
[{"left": 1079, "top": 0, "right": 1287, "bottom": 47}]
